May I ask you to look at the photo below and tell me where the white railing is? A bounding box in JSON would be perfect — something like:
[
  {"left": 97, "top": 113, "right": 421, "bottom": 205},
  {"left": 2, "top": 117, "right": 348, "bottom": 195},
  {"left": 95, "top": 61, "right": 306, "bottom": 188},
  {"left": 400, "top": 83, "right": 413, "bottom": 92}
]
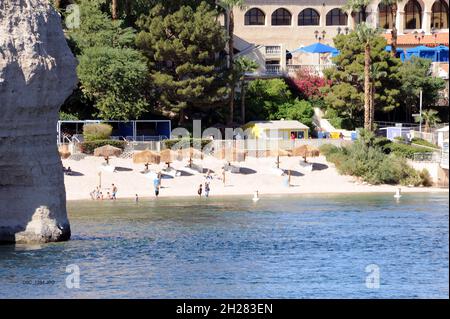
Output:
[
  {"left": 287, "top": 64, "right": 334, "bottom": 75},
  {"left": 265, "top": 46, "right": 281, "bottom": 55},
  {"left": 265, "top": 64, "right": 282, "bottom": 75},
  {"left": 412, "top": 152, "right": 441, "bottom": 163}
]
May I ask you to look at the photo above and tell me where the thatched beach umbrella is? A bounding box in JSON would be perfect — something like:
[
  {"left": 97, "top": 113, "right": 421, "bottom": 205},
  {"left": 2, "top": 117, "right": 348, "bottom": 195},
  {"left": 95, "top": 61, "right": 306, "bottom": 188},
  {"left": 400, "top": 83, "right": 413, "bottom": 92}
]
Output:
[
  {"left": 292, "top": 145, "right": 320, "bottom": 163},
  {"left": 133, "top": 150, "right": 161, "bottom": 171},
  {"left": 94, "top": 145, "right": 122, "bottom": 165},
  {"left": 216, "top": 148, "right": 246, "bottom": 165},
  {"left": 59, "top": 150, "right": 71, "bottom": 159},
  {"left": 268, "top": 149, "right": 291, "bottom": 168},
  {"left": 179, "top": 147, "right": 204, "bottom": 168},
  {"left": 160, "top": 149, "right": 179, "bottom": 168}
]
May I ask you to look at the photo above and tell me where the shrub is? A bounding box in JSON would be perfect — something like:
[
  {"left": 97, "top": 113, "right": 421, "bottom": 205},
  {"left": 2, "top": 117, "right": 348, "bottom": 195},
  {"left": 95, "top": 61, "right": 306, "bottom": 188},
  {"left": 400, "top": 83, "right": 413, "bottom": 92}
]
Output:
[
  {"left": 411, "top": 138, "right": 439, "bottom": 149},
  {"left": 80, "top": 140, "right": 126, "bottom": 154},
  {"left": 419, "top": 169, "right": 433, "bottom": 187},
  {"left": 383, "top": 142, "right": 431, "bottom": 159},
  {"left": 319, "top": 144, "right": 339, "bottom": 156},
  {"left": 322, "top": 129, "right": 431, "bottom": 186},
  {"left": 83, "top": 123, "right": 113, "bottom": 141},
  {"left": 163, "top": 138, "right": 212, "bottom": 150}
]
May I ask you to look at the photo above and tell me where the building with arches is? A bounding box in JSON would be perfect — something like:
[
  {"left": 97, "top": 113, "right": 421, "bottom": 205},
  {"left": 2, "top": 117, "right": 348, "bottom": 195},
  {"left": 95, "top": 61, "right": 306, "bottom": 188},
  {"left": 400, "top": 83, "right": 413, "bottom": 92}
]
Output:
[{"left": 233, "top": 0, "right": 449, "bottom": 75}]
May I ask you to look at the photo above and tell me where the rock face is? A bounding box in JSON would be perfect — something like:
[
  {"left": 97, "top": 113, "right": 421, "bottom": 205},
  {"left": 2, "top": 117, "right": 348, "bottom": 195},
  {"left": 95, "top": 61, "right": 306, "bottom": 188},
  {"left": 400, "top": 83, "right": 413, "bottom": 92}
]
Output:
[{"left": 0, "top": 0, "right": 77, "bottom": 243}]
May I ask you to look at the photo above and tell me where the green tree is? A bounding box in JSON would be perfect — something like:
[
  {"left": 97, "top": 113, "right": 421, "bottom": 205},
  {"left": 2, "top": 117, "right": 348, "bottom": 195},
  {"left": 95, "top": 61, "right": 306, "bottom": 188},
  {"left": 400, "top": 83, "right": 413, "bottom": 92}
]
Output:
[
  {"left": 218, "top": 0, "right": 247, "bottom": 124},
  {"left": 323, "top": 31, "right": 401, "bottom": 129},
  {"left": 136, "top": 3, "right": 228, "bottom": 124},
  {"left": 68, "top": 0, "right": 136, "bottom": 52},
  {"left": 354, "top": 23, "right": 381, "bottom": 131},
  {"left": 246, "top": 79, "right": 293, "bottom": 120},
  {"left": 77, "top": 47, "right": 149, "bottom": 120},
  {"left": 415, "top": 109, "right": 441, "bottom": 133},
  {"left": 397, "top": 56, "right": 445, "bottom": 121},
  {"left": 235, "top": 57, "right": 258, "bottom": 124},
  {"left": 275, "top": 100, "right": 314, "bottom": 130}
]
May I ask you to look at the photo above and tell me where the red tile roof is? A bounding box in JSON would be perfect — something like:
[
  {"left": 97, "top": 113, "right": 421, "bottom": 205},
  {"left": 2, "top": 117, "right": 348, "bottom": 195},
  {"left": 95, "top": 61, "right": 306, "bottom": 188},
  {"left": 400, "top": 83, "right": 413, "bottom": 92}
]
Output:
[{"left": 383, "top": 32, "right": 449, "bottom": 47}]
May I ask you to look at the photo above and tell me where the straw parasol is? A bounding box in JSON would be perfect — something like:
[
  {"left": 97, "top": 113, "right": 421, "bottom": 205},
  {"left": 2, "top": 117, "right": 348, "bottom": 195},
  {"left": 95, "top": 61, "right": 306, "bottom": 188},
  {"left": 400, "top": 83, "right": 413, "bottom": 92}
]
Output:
[
  {"left": 160, "top": 149, "right": 179, "bottom": 167},
  {"left": 133, "top": 150, "right": 161, "bottom": 171},
  {"left": 292, "top": 145, "right": 320, "bottom": 163},
  {"left": 59, "top": 150, "right": 71, "bottom": 159},
  {"left": 268, "top": 149, "right": 291, "bottom": 168},
  {"left": 215, "top": 148, "right": 246, "bottom": 164},
  {"left": 94, "top": 145, "right": 122, "bottom": 164},
  {"left": 179, "top": 147, "right": 204, "bottom": 168}
]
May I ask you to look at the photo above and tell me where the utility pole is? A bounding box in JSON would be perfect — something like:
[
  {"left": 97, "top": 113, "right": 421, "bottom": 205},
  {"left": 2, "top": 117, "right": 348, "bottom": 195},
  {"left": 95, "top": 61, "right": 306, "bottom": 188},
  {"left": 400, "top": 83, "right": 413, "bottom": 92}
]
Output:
[{"left": 419, "top": 89, "right": 423, "bottom": 134}]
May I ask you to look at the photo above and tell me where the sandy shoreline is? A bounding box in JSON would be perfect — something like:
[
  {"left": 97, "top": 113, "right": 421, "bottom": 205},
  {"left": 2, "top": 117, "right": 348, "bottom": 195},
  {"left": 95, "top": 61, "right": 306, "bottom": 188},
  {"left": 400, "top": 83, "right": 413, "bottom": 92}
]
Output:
[{"left": 63, "top": 155, "right": 448, "bottom": 202}]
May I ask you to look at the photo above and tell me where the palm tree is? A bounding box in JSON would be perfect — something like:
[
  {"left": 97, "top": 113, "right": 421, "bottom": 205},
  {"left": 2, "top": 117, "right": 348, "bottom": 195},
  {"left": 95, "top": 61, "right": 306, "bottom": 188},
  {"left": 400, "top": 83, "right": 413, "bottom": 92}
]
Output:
[
  {"left": 235, "top": 57, "right": 258, "bottom": 124},
  {"left": 380, "top": 0, "right": 402, "bottom": 57},
  {"left": 112, "top": 0, "right": 119, "bottom": 20},
  {"left": 369, "top": 64, "right": 387, "bottom": 130},
  {"left": 344, "top": 0, "right": 371, "bottom": 23},
  {"left": 415, "top": 109, "right": 441, "bottom": 133},
  {"left": 355, "top": 23, "right": 381, "bottom": 131},
  {"left": 218, "top": 0, "right": 247, "bottom": 125}
]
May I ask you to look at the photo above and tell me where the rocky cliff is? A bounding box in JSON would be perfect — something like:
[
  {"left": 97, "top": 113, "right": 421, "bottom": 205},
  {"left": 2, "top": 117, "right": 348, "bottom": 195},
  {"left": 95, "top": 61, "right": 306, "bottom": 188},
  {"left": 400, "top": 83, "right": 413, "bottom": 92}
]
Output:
[{"left": 0, "top": 0, "right": 77, "bottom": 243}]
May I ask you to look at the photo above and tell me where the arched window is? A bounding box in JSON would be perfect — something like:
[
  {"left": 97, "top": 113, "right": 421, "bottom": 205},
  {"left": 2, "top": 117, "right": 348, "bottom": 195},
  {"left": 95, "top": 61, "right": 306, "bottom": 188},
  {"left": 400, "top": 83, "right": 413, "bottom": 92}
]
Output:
[
  {"left": 326, "top": 8, "right": 348, "bottom": 26},
  {"left": 404, "top": 0, "right": 422, "bottom": 29},
  {"left": 378, "top": 3, "right": 394, "bottom": 29},
  {"left": 298, "top": 8, "right": 320, "bottom": 26},
  {"left": 272, "top": 8, "right": 292, "bottom": 26},
  {"left": 245, "top": 8, "right": 266, "bottom": 26},
  {"left": 353, "top": 10, "right": 365, "bottom": 25},
  {"left": 431, "top": 0, "right": 449, "bottom": 29}
]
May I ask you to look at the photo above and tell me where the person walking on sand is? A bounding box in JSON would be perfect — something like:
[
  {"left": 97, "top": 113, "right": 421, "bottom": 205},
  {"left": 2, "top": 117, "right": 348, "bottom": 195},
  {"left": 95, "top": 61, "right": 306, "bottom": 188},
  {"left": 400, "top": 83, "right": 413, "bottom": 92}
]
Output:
[
  {"left": 111, "top": 184, "right": 117, "bottom": 200},
  {"left": 205, "top": 182, "right": 210, "bottom": 198},
  {"left": 135, "top": 194, "right": 139, "bottom": 203},
  {"left": 198, "top": 184, "right": 203, "bottom": 197}
]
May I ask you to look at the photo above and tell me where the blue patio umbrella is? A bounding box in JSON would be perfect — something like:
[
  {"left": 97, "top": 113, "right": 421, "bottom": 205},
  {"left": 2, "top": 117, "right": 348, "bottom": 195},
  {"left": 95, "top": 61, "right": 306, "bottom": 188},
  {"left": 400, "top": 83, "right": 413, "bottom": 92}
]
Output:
[
  {"left": 434, "top": 45, "right": 449, "bottom": 62},
  {"left": 290, "top": 42, "right": 339, "bottom": 65},
  {"left": 405, "top": 45, "right": 436, "bottom": 61}
]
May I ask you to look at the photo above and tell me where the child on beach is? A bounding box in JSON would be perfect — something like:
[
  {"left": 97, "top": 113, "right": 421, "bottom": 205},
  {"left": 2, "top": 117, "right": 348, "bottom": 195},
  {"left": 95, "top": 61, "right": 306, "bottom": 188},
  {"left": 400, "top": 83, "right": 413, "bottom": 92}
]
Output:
[
  {"left": 153, "top": 177, "right": 160, "bottom": 197},
  {"left": 135, "top": 194, "right": 139, "bottom": 203},
  {"left": 198, "top": 184, "right": 203, "bottom": 197}
]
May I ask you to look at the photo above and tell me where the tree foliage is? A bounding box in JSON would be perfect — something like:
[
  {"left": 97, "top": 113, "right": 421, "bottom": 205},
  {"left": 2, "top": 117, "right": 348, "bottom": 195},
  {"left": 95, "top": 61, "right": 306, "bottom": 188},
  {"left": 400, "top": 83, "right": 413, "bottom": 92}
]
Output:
[
  {"left": 323, "top": 31, "right": 401, "bottom": 128},
  {"left": 77, "top": 47, "right": 149, "bottom": 120},
  {"left": 135, "top": 2, "right": 228, "bottom": 122}
]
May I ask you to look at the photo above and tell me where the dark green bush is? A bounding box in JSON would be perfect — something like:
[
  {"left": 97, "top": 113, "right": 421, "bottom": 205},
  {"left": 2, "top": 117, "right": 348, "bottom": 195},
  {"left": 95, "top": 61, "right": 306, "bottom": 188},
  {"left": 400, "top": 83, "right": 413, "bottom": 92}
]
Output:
[
  {"left": 163, "top": 138, "right": 212, "bottom": 150},
  {"left": 80, "top": 140, "right": 126, "bottom": 154},
  {"left": 383, "top": 142, "right": 431, "bottom": 159},
  {"left": 319, "top": 144, "right": 339, "bottom": 156},
  {"left": 322, "top": 129, "right": 430, "bottom": 186},
  {"left": 83, "top": 123, "right": 113, "bottom": 141},
  {"left": 411, "top": 138, "right": 439, "bottom": 149}
]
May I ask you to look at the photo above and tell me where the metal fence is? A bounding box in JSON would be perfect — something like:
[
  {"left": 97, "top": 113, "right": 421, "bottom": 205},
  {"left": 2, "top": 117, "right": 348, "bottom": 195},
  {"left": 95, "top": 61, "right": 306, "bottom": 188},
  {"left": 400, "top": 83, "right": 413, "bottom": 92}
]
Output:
[{"left": 412, "top": 152, "right": 442, "bottom": 163}]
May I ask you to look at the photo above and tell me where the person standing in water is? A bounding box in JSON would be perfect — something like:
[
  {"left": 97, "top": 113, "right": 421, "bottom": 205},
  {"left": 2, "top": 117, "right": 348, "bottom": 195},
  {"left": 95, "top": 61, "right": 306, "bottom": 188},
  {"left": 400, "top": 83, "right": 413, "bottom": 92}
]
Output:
[
  {"left": 205, "top": 182, "right": 210, "bottom": 198},
  {"left": 111, "top": 184, "right": 117, "bottom": 200},
  {"left": 153, "top": 177, "right": 160, "bottom": 197},
  {"left": 197, "top": 184, "right": 203, "bottom": 197}
]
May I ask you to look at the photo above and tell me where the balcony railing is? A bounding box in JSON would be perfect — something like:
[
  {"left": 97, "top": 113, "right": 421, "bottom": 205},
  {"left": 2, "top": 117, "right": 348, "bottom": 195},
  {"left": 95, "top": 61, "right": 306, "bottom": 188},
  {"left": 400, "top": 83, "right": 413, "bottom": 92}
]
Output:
[
  {"left": 287, "top": 64, "right": 334, "bottom": 75},
  {"left": 265, "top": 46, "right": 281, "bottom": 56},
  {"left": 265, "top": 64, "right": 282, "bottom": 75}
]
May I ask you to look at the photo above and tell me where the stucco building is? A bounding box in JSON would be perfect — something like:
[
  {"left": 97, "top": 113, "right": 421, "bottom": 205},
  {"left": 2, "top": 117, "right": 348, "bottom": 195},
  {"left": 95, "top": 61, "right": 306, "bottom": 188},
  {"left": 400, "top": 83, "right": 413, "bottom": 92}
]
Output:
[{"left": 232, "top": 0, "right": 449, "bottom": 75}]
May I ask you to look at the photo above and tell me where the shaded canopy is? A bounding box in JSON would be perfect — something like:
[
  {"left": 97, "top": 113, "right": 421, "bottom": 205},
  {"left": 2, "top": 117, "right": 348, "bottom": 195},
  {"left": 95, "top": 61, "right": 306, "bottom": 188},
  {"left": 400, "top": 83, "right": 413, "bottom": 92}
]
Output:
[
  {"left": 133, "top": 150, "right": 161, "bottom": 165},
  {"left": 291, "top": 42, "right": 339, "bottom": 54},
  {"left": 93, "top": 145, "right": 122, "bottom": 158},
  {"left": 292, "top": 145, "right": 320, "bottom": 162},
  {"left": 215, "top": 148, "right": 246, "bottom": 163}
]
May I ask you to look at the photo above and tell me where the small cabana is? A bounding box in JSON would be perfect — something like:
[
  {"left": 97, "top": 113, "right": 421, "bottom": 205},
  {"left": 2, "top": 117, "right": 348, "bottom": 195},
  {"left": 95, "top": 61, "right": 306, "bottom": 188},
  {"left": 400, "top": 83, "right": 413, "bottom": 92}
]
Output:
[{"left": 243, "top": 120, "right": 309, "bottom": 140}]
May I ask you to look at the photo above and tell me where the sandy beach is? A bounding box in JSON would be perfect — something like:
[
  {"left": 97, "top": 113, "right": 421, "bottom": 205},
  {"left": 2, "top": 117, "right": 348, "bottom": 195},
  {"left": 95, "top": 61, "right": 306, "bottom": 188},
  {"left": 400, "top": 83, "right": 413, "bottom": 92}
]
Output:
[{"left": 62, "top": 155, "right": 448, "bottom": 201}]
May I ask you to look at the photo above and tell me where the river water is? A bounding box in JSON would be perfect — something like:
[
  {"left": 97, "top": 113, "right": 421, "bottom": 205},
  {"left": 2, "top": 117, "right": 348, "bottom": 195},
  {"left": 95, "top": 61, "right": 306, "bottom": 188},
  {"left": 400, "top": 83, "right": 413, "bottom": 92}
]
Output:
[{"left": 0, "top": 193, "right": 448, "bottom": 298}]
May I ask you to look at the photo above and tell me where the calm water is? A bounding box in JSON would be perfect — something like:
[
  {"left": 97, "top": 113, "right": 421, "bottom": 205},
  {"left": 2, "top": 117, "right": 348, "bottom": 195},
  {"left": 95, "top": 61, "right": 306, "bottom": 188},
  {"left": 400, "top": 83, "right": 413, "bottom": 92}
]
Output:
[{"left": 0, "top": 193, "right": 448, "bottom": 299}]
